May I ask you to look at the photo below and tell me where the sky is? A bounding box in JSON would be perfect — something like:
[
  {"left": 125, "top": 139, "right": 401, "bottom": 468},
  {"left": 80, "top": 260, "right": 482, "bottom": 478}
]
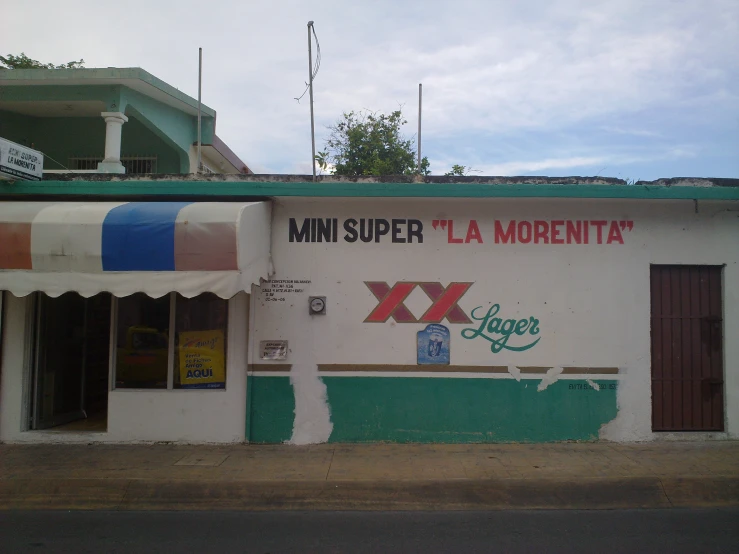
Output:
[{"left": 3, "top": 0, "right": 738, "bottom": 179}]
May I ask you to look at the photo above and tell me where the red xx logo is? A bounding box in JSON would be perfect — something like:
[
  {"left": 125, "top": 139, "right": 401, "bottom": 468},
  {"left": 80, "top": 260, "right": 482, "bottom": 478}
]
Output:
[{"left": 364, "top": 282, "right": 473, "bottom": 324}]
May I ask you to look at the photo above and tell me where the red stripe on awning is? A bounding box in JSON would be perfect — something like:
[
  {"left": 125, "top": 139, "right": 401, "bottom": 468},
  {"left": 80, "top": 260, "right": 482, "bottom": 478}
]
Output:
[{"left": 0, "top": 222, "right": 33, "bottom": 269}]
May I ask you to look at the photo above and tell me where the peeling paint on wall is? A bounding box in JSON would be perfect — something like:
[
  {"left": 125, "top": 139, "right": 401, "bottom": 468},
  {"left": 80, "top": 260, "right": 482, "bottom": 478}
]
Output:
[
  {"left": 507, "top": 365, "right": 522, "bottom": 382},
  {"left": 288, "top": 362, "right": 333, "bottom": 445},
  {"left": 599, "top": 365, "right": 652, "bottom": 442},
  {"left": 537, "top": 366, "right": 563, "bottom": 392}
]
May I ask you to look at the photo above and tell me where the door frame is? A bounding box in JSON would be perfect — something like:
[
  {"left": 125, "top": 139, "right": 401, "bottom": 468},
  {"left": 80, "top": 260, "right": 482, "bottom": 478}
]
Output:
[
  {"left": 30, "top": 293, "right": 87, "bottom": 430},
  {"left": 0, "top": 291, "right": 4, "bottom": 390},
  {"left": 650, "top": 264, "right": 726, "bottom": 432}
]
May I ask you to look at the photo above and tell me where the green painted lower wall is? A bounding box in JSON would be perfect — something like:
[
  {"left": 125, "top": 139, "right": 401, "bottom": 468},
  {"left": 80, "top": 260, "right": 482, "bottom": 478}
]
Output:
[
  {"left": 248, "top": 376, "right": 618, "bottom": 443},
  {"left": 325, "top": 378, "right": 617, "bottom": 443},
  {"left": 248, "top": 376, "right": 295, "bottom": 443}
]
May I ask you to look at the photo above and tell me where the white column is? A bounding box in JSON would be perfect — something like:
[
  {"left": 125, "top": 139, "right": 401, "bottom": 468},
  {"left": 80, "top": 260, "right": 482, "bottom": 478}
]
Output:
[{"left": 97, "top": 112, "right": 128, "bottom": 174}]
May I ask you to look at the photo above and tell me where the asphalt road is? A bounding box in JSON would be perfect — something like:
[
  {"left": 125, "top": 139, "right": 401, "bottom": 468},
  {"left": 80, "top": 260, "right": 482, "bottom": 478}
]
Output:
[{"left": 1, "top": 508, "right": 737, "bottom": 553}]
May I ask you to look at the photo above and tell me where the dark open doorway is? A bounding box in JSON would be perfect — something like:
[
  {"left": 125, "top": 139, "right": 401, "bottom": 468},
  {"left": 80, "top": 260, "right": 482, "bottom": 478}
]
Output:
[{"left": 31, "top": 292, "right": 112, "bottom": 431}]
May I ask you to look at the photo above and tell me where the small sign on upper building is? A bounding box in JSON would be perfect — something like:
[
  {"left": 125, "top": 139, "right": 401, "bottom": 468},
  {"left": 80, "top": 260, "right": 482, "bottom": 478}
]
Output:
[{"left": 0, "top": 137, "right": 44, "bottom": 181}]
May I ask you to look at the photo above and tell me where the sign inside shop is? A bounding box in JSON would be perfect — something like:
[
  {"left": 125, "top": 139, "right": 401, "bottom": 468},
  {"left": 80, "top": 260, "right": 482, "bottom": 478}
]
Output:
[{"left": 178, "top": 330, "right": 226, "bottom": 389}]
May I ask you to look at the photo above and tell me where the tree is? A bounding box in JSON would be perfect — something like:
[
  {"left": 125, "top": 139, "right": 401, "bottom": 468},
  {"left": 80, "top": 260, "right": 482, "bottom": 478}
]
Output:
[
  {"left": 316, "top": 109, "right": 430, "bottom": 176},
  {"left": 444, "top": 164, "right": 467, "bottom": 177},
  {"left": 0, "top": 53, "right": 85, "bottom": 70},
  {"left": 445, "top": 164, "right": 469, "bottom": 176}
]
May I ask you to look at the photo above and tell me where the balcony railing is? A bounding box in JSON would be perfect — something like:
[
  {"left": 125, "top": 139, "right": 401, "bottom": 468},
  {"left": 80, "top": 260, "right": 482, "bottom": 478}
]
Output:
[{"left": 43, "top": 156, "right": 158, "bottom": 175}]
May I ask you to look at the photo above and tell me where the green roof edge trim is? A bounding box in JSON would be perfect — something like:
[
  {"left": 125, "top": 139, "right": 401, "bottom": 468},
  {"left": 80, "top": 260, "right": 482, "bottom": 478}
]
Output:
[{"left": 1, "top": 181, "right": 739, "bottom": 200}]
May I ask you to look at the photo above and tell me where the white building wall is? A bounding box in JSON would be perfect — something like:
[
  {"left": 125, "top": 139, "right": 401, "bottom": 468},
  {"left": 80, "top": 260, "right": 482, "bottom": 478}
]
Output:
[
  {"left": 2, "top": 195, "right": 737, "bottom": 444},
  {"left": 252, "top": 197, "right": 739, "bottom": 442}
]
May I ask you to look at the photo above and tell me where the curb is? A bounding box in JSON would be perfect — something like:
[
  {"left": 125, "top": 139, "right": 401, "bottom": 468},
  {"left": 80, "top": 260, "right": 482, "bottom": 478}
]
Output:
[{"left": 2, "top": 477, "right": 738, "bottom": 511}]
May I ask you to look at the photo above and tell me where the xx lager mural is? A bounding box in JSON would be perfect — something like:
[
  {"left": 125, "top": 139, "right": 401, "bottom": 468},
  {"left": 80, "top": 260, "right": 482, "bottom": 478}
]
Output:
[
  {"left": 246, "top": 205, "right": 642, "bottom": 445},
  {"left": 363, "top": 281, "right": 542, "bottom": 353},
  {"left": 461, "top": 304, "right": 541, "bottom": 353},
  {"left": 364, "top": 281, "right": 472, "bottom": 323}
]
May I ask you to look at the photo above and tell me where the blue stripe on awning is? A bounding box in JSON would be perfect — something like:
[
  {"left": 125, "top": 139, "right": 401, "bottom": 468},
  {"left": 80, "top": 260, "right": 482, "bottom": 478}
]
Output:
[{"left": 102, "top": 202, "right": 192, "bottom": 271}]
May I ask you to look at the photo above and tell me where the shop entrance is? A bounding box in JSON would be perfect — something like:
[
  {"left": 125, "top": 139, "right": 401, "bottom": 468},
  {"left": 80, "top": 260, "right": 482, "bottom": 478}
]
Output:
[
  {"left": 650, "top": 265, "right": 724, "bottom": 431},
  {"left": 30, "top": 292, "right": 112, "bottom": 431}
]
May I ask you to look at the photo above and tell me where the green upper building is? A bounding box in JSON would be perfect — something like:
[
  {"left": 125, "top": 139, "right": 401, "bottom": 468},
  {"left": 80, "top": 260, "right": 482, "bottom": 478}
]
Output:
[{"left": 0, "top": 67, "right": 250, "bottom": 175}]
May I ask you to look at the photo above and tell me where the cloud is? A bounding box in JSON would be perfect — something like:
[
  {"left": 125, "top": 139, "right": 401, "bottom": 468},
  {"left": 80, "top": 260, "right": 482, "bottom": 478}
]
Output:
[
  {"left": 472, "top": 156, "right": 607, "bottom": 175},
  {"left": 433, "top": 144, "right": 702, "bottom": 176},
  {"left": 600, "top": 127, "right": 663, "bottom": 138},
  {"left": 3, "top": 0, "right": 737, "bottom": 177}
]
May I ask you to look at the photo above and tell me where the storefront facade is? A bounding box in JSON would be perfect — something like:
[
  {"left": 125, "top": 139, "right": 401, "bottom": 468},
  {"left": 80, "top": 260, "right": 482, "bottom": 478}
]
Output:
[
  {"left": 0, "top": 178, "right": 737, "bottom": 444},
  {"left": 0, "top": 200, "right": 270, "bottom": 442}
]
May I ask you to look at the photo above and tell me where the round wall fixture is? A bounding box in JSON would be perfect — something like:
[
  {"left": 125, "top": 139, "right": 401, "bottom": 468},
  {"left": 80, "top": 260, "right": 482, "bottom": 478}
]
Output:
[{"left": 309, "top": 296, "right": 326, "bottom": 315}]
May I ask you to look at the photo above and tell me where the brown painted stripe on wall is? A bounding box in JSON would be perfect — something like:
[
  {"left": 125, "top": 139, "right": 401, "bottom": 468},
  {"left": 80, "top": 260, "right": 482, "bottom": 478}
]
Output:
[
  {"left": 251, "top": 364, "right": 293, "bottom": 372},
  {"left": 561, "top": 367, "right": 619, "bottom": 375},
  {"left": 515, "top": 367, "right": 620, "bottom": 375},
  {"left": 251, "top": 364, "right": 620, "bottom": 375},
  {"left": 516, "top": 367, "right": 550, "bottom": 374},
  {"left": 317, "top": 364, "right": 510, "bottom": 373}
]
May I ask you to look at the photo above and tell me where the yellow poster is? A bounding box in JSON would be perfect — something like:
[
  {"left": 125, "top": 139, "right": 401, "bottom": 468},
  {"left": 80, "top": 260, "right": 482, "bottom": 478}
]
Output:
[{"left": 178, "top": 330, "right": 226, "bottom": 389}]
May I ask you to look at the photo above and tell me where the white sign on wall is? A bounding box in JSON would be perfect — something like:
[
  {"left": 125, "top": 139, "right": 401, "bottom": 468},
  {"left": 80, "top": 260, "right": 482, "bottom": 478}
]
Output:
[
  {"left": 0, "top": 137, "right": 44, "bottom": 181},
  {"left": 260, "top": 340, "right": 288, "bottom": 360}
]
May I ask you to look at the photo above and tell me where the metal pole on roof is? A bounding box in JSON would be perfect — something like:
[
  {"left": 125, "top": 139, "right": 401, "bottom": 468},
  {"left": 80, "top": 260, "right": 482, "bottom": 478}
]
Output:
[
  {"left": 308, "top": 21, "right": 317, "bottom": 182},
  {"left": 197, "top": 47, "right": 203, "bottom": 174},
  {"left": 417, "top": 83, "right": 422, "bottom": 175}
]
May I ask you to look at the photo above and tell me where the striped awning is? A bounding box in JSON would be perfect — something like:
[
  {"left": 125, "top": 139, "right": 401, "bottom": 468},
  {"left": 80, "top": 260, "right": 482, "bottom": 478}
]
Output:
[{"left": 0, "top": 202, "right": 271, "bottom": 298}]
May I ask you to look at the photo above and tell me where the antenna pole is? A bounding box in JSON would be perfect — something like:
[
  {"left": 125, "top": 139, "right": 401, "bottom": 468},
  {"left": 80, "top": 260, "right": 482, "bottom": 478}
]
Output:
[
  {"left": 307, "top": 22, "right": 317, "bottom": 182},
  {"left": 417, "top": 83, "right": 422, "bottom": 174},
  {"left": 197, "top": 47, "right": 203, "bottom": 173}
]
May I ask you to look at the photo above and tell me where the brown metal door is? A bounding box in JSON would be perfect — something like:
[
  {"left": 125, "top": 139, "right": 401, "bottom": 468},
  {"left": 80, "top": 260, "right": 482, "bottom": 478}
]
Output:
[{"left": 651, "top": 265, "right": 724, "bottom": 431}]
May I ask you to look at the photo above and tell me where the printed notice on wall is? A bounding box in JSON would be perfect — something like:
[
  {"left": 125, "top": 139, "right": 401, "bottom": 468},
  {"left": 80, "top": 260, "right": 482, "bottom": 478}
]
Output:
[
  {"left": 260, "top": 279, "right": 311, "bottom": 302},
  {"left": 260, "top": 340, "right": 288, "bottom": 360},
  {"left": 178, "top": 330, "right": 226, "bottom": 389}
]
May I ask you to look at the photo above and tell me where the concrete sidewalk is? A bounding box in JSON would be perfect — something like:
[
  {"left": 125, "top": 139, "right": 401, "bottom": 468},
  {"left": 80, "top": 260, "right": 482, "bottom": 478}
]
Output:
[{"left": 1, "top": 442, "right": 738, "bottom": 511}]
